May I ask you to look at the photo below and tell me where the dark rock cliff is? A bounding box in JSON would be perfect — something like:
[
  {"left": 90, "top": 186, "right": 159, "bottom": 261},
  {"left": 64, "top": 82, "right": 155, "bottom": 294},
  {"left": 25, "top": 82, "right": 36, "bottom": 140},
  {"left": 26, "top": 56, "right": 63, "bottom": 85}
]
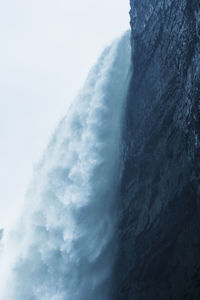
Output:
[{"left": 115, "top": 0, "right": 200, "bottom": 299}]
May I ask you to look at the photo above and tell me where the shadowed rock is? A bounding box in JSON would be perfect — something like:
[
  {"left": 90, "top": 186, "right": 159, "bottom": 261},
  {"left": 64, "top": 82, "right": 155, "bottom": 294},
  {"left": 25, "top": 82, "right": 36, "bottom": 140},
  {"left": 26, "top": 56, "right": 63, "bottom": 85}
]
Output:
[{"left": 114, "top": 1, "right": 200, "bottom": 299}]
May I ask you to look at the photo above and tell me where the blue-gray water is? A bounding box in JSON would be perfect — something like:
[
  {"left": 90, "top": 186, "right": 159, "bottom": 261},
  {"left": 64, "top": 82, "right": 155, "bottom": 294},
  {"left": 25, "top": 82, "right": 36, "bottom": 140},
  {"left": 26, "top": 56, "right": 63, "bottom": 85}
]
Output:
[{"left": 0, "top": 32, "right": 131, "bottom": 300}]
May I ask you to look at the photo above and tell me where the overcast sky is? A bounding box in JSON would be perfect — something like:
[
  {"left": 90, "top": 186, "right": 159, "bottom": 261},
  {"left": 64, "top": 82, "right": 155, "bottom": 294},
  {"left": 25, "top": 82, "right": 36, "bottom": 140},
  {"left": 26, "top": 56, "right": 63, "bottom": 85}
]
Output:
[{"left": 0, "top": 0, "right": 130, "bottom": 229}]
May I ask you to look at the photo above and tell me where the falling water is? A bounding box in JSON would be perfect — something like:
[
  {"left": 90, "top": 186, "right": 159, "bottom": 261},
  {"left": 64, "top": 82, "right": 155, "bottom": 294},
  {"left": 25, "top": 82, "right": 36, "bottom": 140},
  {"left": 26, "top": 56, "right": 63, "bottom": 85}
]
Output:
[{"left": 0, "top": 31, "right": 131, "bottom": 300}]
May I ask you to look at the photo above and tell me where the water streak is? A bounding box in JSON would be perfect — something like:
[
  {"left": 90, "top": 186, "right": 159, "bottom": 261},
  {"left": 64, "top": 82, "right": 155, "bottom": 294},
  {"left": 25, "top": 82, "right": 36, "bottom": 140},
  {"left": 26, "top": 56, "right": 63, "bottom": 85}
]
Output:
[{"left": 0, "top": 32, "right": 131, "bottom": 300}]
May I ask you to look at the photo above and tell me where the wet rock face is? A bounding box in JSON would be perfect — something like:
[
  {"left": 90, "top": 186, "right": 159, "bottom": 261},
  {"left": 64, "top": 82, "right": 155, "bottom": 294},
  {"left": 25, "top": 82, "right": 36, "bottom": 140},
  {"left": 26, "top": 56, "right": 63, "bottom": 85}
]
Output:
[
  {"left": 130, "top": 0, "right": 158, "bottom": 34},
  {"left": 115, "top": 0, "right": 200, "bottom": 299}
]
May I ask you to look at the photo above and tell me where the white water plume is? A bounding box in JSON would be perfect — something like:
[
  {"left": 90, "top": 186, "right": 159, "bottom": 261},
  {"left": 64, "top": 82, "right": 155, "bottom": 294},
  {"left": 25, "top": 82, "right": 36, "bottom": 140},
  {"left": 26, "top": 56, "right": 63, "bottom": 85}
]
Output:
[{"left": 0, "top": 31, "right": 131, "bottom": 300}]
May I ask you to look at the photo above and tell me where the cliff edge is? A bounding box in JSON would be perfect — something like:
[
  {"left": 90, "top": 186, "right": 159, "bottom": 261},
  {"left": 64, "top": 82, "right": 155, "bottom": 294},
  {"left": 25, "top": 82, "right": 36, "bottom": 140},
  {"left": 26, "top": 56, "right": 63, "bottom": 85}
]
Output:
[{"left": 115, "top": 1, "right": 200, "bottom": 299}]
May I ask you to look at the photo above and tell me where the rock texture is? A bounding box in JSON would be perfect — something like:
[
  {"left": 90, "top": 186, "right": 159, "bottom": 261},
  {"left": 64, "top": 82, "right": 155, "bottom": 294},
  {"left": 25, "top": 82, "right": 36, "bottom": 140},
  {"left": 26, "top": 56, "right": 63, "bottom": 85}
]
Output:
[{"left": 115, "top": 0, "right": 200, "bottom": 299}]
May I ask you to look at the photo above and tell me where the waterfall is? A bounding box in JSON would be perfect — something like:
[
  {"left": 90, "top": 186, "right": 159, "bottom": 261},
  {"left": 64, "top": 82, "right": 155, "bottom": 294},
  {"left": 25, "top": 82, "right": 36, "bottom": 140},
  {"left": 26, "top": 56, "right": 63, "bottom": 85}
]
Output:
[{"left": 0, "top": 31, "right": 131, "bottom": 300}]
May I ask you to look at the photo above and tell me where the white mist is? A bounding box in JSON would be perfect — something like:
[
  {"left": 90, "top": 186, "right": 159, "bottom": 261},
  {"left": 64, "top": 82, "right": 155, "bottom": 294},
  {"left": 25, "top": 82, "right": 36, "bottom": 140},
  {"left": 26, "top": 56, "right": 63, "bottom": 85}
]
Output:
[{"left": 0, "top": 32, "right": 131, "bottom": 300}]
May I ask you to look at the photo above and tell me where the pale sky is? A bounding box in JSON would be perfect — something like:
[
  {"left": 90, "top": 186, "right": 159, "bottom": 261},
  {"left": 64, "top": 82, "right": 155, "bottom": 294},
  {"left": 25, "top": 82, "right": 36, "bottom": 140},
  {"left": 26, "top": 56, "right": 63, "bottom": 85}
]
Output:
[{"left": 0, "top": 0, "right": 130, "bottom": 229}]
